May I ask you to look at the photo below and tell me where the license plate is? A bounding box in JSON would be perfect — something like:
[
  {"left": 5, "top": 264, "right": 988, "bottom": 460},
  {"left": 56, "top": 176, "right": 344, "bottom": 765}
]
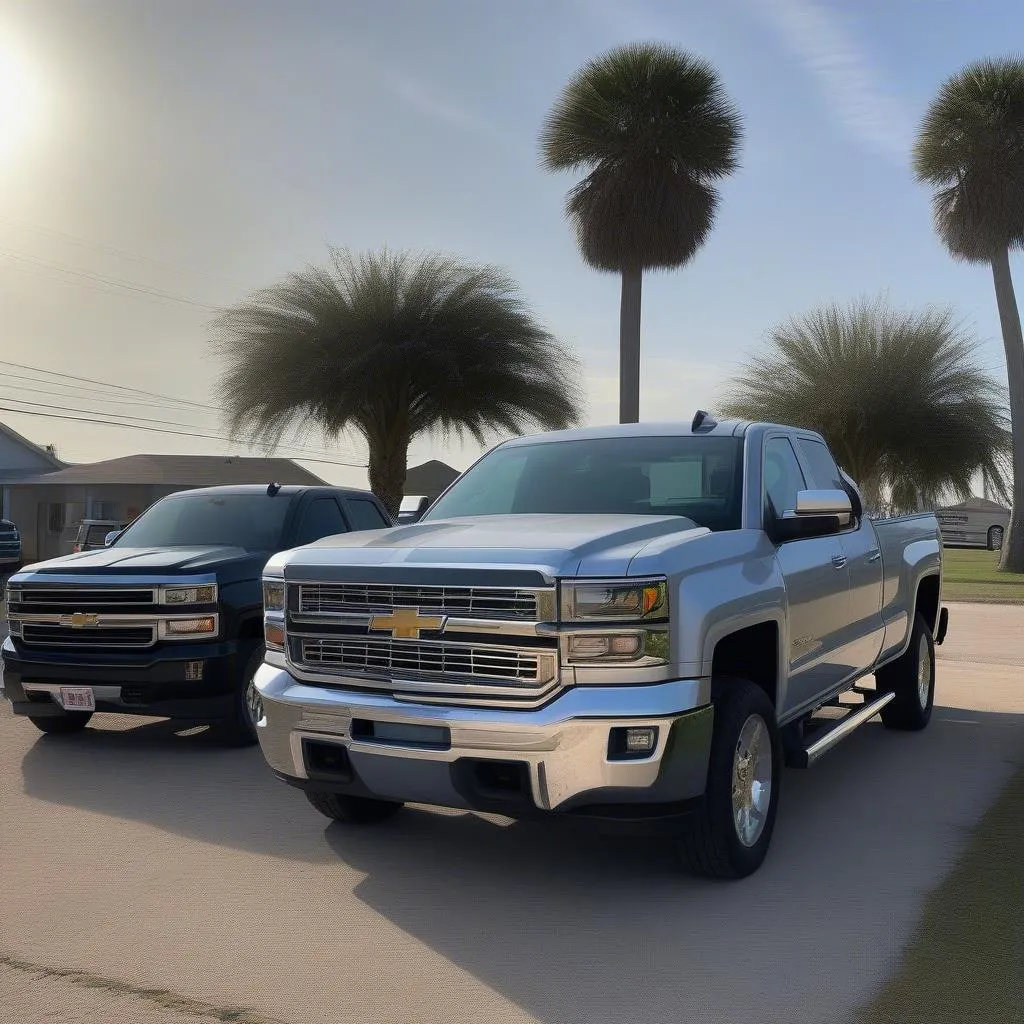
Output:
[{"left": 58, "top": 686, "right": 95, "bottom": 711}]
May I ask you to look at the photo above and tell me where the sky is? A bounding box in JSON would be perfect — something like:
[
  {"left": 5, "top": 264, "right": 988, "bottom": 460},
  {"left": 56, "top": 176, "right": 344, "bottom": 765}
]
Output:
[{"left": 0, "top": 0, "right": 1019, "bottom": 489}]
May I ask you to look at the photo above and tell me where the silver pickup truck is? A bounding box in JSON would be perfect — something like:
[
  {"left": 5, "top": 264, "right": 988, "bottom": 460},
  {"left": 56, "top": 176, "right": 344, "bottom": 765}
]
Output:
[{"left": 254, "top": 414, "right": 948, "bottom": 878}]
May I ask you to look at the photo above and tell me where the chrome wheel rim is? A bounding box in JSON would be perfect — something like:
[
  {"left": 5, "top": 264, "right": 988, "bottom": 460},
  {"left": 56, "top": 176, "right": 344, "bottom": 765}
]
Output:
[
  {"left": 992, "top": 528, "right": 1003, "bottom": 549},
  {"left": 245, "top": 676, "right": 264, "bottom": 729},
  {"left": 731, "top": 714, "right": 773, "bottom": 848},
  {"left": 917, "top": 634, "right": 931, "bottom": 709}
]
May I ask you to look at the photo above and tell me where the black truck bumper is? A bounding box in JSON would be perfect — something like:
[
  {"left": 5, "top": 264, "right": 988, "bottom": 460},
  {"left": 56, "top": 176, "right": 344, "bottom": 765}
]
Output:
[{"left": 1, "top": 637, "right": 247, "bottom": 721}]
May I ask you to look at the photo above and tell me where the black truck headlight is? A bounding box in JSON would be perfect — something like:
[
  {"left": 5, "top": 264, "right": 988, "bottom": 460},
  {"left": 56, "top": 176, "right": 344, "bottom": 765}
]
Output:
[{"left": 160, "top": 585, "right": 217, "bottom": 605}]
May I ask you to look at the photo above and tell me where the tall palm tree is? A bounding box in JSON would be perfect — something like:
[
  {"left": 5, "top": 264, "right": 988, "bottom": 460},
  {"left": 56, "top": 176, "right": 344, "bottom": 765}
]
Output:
[
  {"left": 719, "top": 296, "right": 1012, "bottom": 515},
  {"left": 211, "top": 248, "right": 583, "bottom": 516},
  {"left": 914, "top": 57, "right": 1024, "bottom": 571},
  {"left": 540, "top": 42, "right": 742, "bottom": 424}
]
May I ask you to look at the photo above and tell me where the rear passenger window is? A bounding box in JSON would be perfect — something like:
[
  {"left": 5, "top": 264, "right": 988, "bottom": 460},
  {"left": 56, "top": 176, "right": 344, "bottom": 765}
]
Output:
[
  {"left": 798, "top": 439, "right": 845, "bottom": 491},
  {"left": 346, "top": 498, "right": 391, "bottom": 530},
  {"left": 293, "top": 498, "right": 348, "bottom": 546}
]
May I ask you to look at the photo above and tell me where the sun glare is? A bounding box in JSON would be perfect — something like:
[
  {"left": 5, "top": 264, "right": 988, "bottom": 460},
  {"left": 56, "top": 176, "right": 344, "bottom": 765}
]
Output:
[{"left": 0, "top": 32, "right": 43, "bottom": 163}]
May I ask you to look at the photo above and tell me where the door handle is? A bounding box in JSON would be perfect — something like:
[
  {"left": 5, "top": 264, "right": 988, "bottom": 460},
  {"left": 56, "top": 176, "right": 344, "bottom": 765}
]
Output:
[
  {"left": 867, "top": 549, "right": 881, "bottom": 563},
  {"left": 831, "top": 554, "right": 847, "bottom": 569}
]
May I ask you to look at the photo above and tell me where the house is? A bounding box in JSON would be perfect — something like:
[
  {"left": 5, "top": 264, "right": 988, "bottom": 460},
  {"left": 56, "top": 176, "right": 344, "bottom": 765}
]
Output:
[
  {"left": 404, "top": 460, "right": 460, "bottom": 497},
  {"left": 0, "top": 451, "right": 326, "bottom": 563}
]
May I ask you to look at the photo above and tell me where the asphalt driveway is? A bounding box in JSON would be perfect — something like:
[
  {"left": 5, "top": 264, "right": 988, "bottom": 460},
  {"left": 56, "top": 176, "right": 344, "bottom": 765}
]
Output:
[{"left": 0, "top": 602, "right": 1021, "bottom": 1024}]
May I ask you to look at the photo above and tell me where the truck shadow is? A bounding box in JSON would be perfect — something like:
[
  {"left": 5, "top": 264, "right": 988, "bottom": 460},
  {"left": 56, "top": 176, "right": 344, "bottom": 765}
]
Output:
[
  {"left": 322, "top": 706, "right": 1024, "bottom": 1024},
  {"left": 14, "top": 705, "right": 1024, "bottom": 1022}
]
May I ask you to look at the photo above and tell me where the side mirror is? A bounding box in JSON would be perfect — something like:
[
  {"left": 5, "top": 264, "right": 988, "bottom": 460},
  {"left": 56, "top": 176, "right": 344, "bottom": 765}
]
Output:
[
  {"left": 104, "top": 530, "right": 122, "bottom": 547},
  {"left": 400, "top": 496, "right": 433, "bottom": 524},
  {"left": 771, "top": 489, "right": 852, "bottom": 542}
]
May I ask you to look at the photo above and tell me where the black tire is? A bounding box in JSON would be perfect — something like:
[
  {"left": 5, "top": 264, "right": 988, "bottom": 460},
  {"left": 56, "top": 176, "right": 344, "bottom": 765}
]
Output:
[
  {"left": 305, "top": 790, "right": 404, "bottom": 824},
  {"left": 29, "top": 712, "right": 92, "bottom": 735},
  {"left": 676, "top": 678, "right": 782, "bottom": 880},
  {"left": 875, "top": 611, "right": 935, "bottom": 731},
  {"left": 988, "top": 526, "right": 1004, "bottom": 551},
  {"left": 213, "top": 643, "right": 265, "bottom": 748}
]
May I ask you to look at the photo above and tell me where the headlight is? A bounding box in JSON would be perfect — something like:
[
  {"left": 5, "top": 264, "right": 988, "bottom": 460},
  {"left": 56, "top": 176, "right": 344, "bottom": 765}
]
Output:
[
  {"left": 262, "top": 579, "right": 285, "bottom": 612},
  {"left": 158, "top": 615, "right": 218, "bottom": 639},
  {"left": 563, "top": 578, "right": 667, "bottom": 621},
  {"left": 160, "top": 585, "right": 217, "bottom": 605}
]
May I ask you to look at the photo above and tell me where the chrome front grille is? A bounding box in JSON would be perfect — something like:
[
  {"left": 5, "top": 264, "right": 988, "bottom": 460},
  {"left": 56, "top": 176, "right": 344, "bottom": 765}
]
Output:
[
  {"left": 20, "top": 623, "right": 156, "bottom": 648},
  {"left": 10, "top": 586, "right": 156, "bottom": 608},
  {"left": 297, "top": 582, "right": 540, "bottom": 620},
  {"left": 299, "top": 637, "right": 546, "bottom": 685}
]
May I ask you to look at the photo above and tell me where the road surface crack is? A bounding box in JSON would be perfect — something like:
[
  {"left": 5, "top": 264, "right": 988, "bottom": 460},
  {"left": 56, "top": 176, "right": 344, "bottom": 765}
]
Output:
[{"left": 0, "top": 953, "right": 289, "bottom": 1023}]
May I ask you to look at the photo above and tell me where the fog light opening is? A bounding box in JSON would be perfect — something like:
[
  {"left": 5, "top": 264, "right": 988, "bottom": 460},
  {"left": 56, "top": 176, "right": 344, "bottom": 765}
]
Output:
[{"left": 608, "top": 725, "right": 659, "bottom": 760}]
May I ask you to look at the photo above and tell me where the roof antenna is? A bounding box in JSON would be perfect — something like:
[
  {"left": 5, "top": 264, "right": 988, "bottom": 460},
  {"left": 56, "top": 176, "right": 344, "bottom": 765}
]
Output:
[
  {"left": 267, "top": 482, "right": 281, "bottom": 496},
  {"left": 691, "top": 409, "right": 718, "bottom": 433}
]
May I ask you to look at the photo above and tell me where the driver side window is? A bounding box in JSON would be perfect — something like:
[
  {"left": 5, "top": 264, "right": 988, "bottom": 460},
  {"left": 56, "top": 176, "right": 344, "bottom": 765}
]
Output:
[{"left": 763, "top": 437, "right": 807, "bottom": 519}]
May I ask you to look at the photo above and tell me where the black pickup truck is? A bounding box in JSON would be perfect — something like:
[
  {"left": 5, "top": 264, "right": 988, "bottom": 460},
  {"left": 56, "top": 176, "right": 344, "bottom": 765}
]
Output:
[{"left": 1, "top": 483, "right": 392, "bottom": 744}]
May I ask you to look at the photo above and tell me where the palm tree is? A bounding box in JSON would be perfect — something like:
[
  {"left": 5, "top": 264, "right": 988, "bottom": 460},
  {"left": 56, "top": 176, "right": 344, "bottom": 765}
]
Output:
[
  {"left": 540, "top": 42, "right": 742, "bottom": 424},
  {"left": 211, "top": 248, "right": 584, "bottom": 516},
  {"left": 914, "top": 57, "right": 1024, "bottom": 571},
  {"left": 719, "top": 296, "right": 1013, "bottom": 515}
]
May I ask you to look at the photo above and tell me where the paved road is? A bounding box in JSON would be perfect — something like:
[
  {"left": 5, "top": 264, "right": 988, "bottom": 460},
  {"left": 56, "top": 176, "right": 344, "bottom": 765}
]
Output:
[{"left": 1, "top": 602, "right": 1021, "bottom": 1024}]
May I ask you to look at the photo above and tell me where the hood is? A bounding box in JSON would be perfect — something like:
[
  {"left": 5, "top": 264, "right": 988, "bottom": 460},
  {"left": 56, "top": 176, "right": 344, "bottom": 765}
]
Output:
[
  {"left": 272, "top": 514, "right": 709, "bottom": 581},
  {"left": 17, "top": 546, "right": 270, "bottom": 584}
]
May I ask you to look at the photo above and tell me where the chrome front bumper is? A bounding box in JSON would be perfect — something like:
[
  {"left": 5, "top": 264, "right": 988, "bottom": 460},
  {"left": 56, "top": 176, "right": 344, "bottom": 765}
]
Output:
[{"left": 255, "top": 666, "right": 714, "bottom": 817}]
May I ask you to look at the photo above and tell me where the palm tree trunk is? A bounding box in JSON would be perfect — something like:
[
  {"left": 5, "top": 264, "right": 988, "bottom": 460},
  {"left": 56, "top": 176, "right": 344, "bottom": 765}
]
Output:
[
  {"left": 367, "top": 435, "right": 410, "bottom": 520},
  {"left": 619, "top": 267, "right": 642, "bottom": 424},
  {"left": 990, "top": 247, "right": 1024, "bottom": 572}
]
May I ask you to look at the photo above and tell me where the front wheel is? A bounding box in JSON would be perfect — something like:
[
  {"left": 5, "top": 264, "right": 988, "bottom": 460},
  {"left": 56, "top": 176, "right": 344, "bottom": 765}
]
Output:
[
  {"left": 213, "top": 643, "right": 265, "bottom": 747},
  {"left": 675, "top": 678, "right": 781, "bottom": 880},
  {"left": 305, "top": 790, "right": 404, "bottom": 824},
  {"left": 29, "top": 711, "right": 92, "bottom": 735},
  {"left": 876, "top": 611, "right": 934, "bottom": 731}
]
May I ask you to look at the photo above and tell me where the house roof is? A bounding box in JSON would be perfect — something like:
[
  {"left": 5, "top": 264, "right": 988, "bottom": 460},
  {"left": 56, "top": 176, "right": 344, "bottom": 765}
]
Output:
[
  {"left": 7, "top": 454, "right": 328, "bottom": 487},
  {"left": 0, "top": 421, "right": 65, "bottom": 469},
  {"left": 404, "top": 460, "right": 460, "bottom": 496}
]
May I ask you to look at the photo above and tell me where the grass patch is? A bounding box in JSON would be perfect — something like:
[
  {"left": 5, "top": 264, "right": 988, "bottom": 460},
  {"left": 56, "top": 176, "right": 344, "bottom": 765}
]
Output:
[
  {"left": 941, "top": 548, "right": 1024, "bottom": 603},
  {"left": 857, "top": 764, "right": 1024, "bottom": 1024}
]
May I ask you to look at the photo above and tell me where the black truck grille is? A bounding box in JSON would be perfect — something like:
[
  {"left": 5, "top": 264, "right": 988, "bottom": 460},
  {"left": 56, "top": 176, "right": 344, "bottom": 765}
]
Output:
[
  {"left": 12, "top": 587, "right": 156, "bottom": 608},
  {"left": 20, "top": 624, "right": 156, "bottom": 648}
]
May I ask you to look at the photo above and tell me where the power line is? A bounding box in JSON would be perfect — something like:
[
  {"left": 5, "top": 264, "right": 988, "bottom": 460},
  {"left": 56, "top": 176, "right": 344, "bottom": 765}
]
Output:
[
  {"left": 0, "top": 402, "right": 368, "bottom": 469},
  {"left": 0, "top": 249, "right": 221, "bottom": 311},
  {"left": 0, "top": 213, "right": 252, "bottom": 292}
]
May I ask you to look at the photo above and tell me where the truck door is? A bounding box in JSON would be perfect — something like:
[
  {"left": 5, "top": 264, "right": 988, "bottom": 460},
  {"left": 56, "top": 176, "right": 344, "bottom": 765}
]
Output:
[
  {"left": 764, "top": 435, "right": 853, "bottom": 717},
  {"left": 795, "top": 437, "right": 884, "bottom": 673}
]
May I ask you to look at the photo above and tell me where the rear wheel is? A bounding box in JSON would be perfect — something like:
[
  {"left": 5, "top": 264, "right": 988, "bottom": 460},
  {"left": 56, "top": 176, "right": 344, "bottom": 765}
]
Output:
[
  {"left": 28, "top": 711, "right": 92, "bottom": 735},
  {"left": 988, "top": 526, "right": 1004, "bottom": 551},
  {"left": 305, "top": 790, "right": 404, "bottom": 824},
  {"left": 676, "top": 678, "right": 781, "bottom": 880},
  {"left": 875, "top": 611, "right": 934, "bottom": 731}
]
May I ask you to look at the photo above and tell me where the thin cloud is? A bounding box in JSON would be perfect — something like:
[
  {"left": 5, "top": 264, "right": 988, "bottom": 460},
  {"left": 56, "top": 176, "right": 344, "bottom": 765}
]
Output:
[
  {"left": 751, "top": 0, "right": 915, "bottom": 162},
  {"left": 382, "top": 69, "right": 498, "bottom": 142}
]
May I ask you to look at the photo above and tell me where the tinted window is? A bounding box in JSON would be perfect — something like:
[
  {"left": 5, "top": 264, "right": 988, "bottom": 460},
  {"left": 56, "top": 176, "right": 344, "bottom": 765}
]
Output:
[
  {"left": 346, "top": 498, "right": 391, "bottom": 530},
  {"left": 293, "top": 498, "right": 348, "bottom": 546},
  {"left": 115, "top": 493, "right": 291, "bottom": 551},
  {"left": 798, "top": 439, "right": 845, "bottom": 491},
  {"left": 763, "top": 438, "right": 807, "bottom": 518},
  {"left": 424, "top": 435, "right": 745, "bottom": 532}
]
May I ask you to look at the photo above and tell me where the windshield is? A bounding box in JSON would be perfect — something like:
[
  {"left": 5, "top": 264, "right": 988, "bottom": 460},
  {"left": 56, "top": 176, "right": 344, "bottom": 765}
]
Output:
[
  {"left": 424, "top": 435, "right": 745, "bottom": 532},
  {"left": 114, "top": 493, "right": 291, "bottom": 551}
]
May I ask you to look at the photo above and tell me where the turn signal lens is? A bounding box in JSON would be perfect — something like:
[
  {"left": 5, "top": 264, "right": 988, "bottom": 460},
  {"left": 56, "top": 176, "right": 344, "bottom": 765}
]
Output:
[
  {"left": 265, "top": 622, "right": 285, "bottom": 650},
  {"left": 161, "top": 616, "right": 217, "bottom": 637}
]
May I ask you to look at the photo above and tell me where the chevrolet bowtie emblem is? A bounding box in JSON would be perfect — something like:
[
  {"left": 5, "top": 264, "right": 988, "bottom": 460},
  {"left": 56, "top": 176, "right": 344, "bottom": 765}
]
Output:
[
  {"left": 63, "top": 612, "right": 100, "bottom": 628},
  {"left": 368, "top": 607, "right": 446, "bottom": 640}
]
